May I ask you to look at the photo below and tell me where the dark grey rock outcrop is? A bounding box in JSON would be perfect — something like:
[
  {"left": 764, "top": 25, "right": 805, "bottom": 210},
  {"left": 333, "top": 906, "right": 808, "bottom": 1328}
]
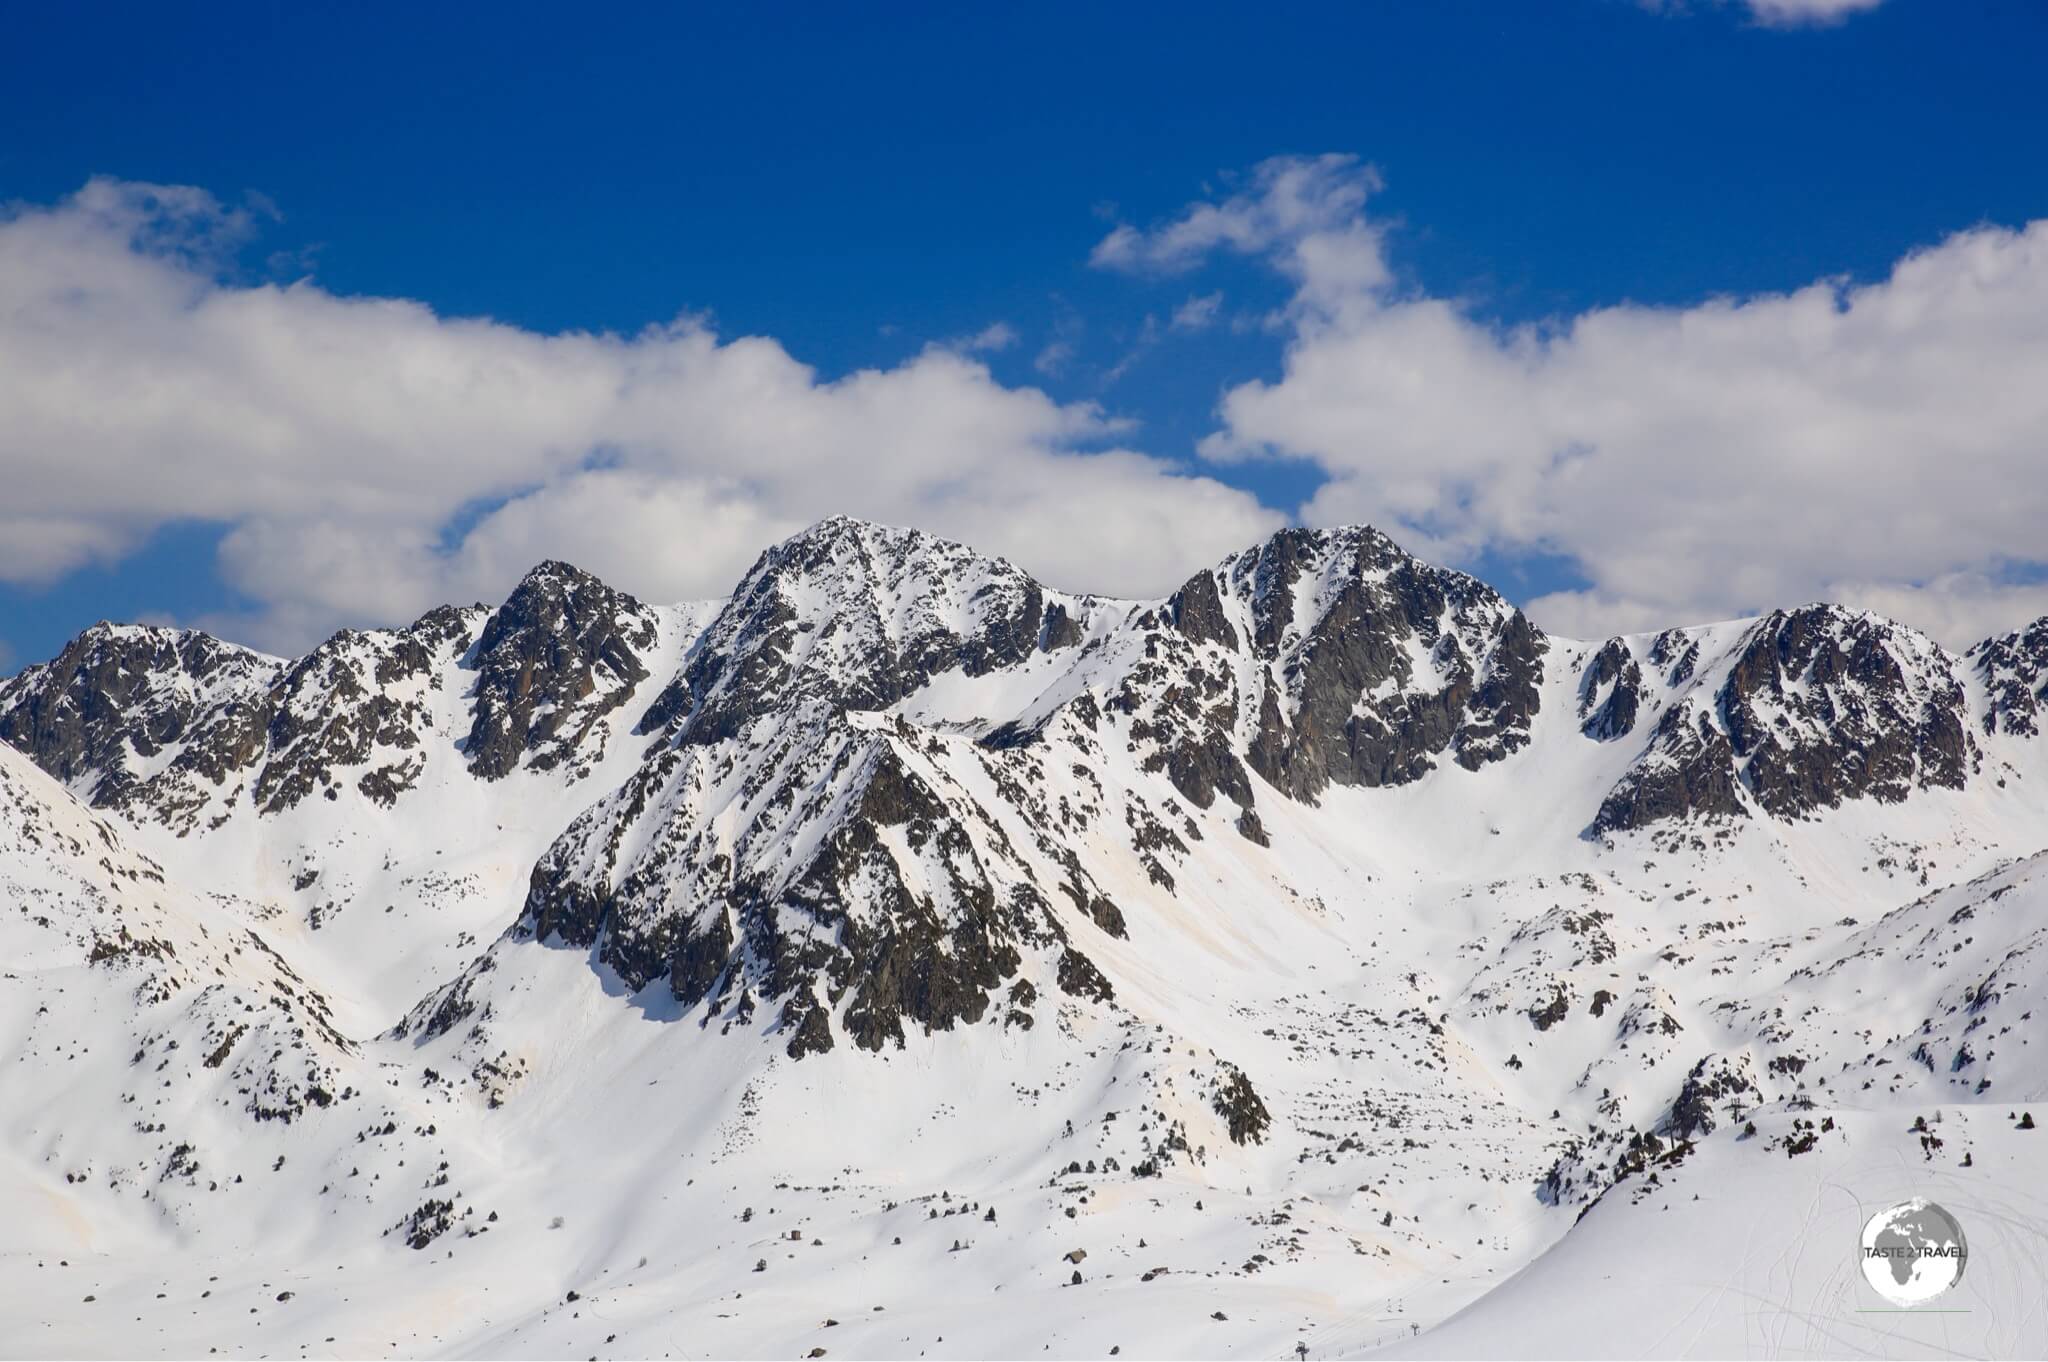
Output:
[{"left": 464, "top": 561, "right": 658, "bottom": 780}]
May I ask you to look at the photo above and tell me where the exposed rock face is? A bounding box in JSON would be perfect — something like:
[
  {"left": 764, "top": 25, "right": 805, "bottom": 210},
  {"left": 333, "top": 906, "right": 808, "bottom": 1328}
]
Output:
[
  {"left": 1661, "top": 1057, "right": 1762, "bottom": 1140},
  {"left": 0, "top": 607, "right": 496, "bottom": 827},
  {"left": 0, "top": 564, "right": 671, "bottom": 826},
  {"left": 464, "top": 562, "right": 659, "bottom": 780},
  {"left": 1970, "top": 616, "right": 2048, "bottom": 737},
  {"left": 1649, "top": 628, "right": 1700, "bottom": 688},
  {"left": 1595, "top": 607, "right": 1976, "bottom": 833},
  {"left": 501, "top": 523, "right": 1568, "bottom": 1056},
  {"left": 1109, "top": 613, "right": 1254, "bottom": 814},
  {"left": 1223, "top": 527, "right": 1547, "bottom": 801},
  {"left": 1097, "top": 526, "right": 1551, "bottom": 821},
  {"left": 0, "top": 624, "right": 281, "bottom": 828},
  {"left": 26, "top": 508, "right": 2048, "bottom": 1358},
  {"left": 1721, "top": 607, "right": 1973, "bottom": 817},
  {"left": 641, "top": 516, "right": 1078, "bottom": 742},
  {"left": 1168, "top": 569, "right": 1240, "bottom": 652},
  {"left": 499, "top": 521, "right": 1173, "bottom": 1058},
  {"left": 1577, "top": 639, "right": 1643, "bottom": 742},
  {"left": 259, "top": 606, "right": 481, "bottom": 813},
  {"left": 1211, "top": 1066, "right": 1271, "bottom": 1145},
  {"left": 13, "top": 516, "right": 2048, "bottom": 1076},
  {"left": 1594, "top": 704, "right": 1746, "bottom": 833},
  {"left": 515, "top": 704, "right": 1103, "bottom": 1057},
  {"left": 1041, "top": 601, "right": 1085, "bottom": 651}
]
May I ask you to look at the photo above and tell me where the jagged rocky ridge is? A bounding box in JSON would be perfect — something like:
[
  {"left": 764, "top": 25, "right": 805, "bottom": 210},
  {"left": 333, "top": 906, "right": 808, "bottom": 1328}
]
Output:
[
  {"left": 485, "top": 521, "right": 1556, "bottom": 1058},
  {"left": 4, "top": 516, "right": 2048, "bottom": 1065},
  {"left": 0, "top": 564, "right": 671, "bottom": 834},
  {"left": 10, "top": 516, "right": 2048, "bottom": 1358},
  {"left": 1590, "top": 606, "right": 1979, "bottom": 833},
  {"left": 6, "top": 517, "right": 2048, "bottom": 1067}
]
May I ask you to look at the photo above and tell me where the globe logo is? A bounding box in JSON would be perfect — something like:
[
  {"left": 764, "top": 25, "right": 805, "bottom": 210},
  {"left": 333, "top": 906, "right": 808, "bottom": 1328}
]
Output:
[{"left": 1859, "top": 1199, "right": 1968, "bottom": 1307}]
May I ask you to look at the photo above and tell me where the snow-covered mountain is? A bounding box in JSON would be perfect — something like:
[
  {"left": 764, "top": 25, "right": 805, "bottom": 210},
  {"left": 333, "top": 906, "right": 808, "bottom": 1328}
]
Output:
[{"left": 4, "top": 517, "right": 2046, "bottom": 1359}]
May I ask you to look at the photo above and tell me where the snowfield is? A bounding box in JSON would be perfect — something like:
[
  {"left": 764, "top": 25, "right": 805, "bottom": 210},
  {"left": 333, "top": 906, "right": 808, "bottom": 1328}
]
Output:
[{"left": 2, "top": 518, "right": 2045, "bottom": 1359}]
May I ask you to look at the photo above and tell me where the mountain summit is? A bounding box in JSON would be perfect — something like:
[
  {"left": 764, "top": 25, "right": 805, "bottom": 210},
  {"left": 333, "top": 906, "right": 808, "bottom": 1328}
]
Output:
[{"left": 5, "top": 517, "right": 2048, "bottom": 1357}]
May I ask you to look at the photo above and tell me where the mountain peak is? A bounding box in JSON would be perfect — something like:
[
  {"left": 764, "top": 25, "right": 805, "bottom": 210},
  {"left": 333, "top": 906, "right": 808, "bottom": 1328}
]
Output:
[
  {"left": 14, "top": 499, "right": 2048, "bottom": 1360},
  {"left": 641, "top": 518, "right": 1064, "bottom": 742},
  {"left": 1969, "top": 613, "right": 2048, "bottom": 738},
  {"left": 1238, "top": 521, "right": 1495, "bottom": 596},
  {"left": 753, "top": 515, "right": 1030, "bottom": 586},
  {"left": 1592, "top": 600, "right": 1975, "bottom": 833},
  {"left": 465, "top": 560, "right": 662, "bottom": 781},
  {"left": 0, "top": 617, "right": 282, "bottom": 809},
  {"left": 503, "top": 557, "right": 632, "bottom": 605}
]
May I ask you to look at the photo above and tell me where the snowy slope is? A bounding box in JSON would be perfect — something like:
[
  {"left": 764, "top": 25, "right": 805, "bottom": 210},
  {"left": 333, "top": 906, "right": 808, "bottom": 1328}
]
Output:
[{"left": 3, "top": 518, "right": 2047, "bottom": 1359}]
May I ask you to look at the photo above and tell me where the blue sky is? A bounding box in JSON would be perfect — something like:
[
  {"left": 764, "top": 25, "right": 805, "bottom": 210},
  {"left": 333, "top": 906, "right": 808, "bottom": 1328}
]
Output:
[{"left": 4, "top": 0, "right": 2048, "bottom": 669}]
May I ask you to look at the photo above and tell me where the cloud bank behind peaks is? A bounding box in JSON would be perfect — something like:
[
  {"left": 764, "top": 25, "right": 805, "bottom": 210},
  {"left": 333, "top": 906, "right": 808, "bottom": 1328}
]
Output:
[
  {"left": 1100, "top": 155, "right": 2048, "bottom": 647},
  {"left": 0, "top": 178, "right": 1282, "bottom": 651},
  {"left": 10, "top": 145, "right": 2041, "bottom": 658}
]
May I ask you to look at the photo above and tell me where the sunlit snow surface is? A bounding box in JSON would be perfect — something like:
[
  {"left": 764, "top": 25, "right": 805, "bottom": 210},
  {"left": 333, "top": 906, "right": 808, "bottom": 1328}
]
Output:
[{"left": 3, "top": 524, "right": 2046, "bottom": 1359}]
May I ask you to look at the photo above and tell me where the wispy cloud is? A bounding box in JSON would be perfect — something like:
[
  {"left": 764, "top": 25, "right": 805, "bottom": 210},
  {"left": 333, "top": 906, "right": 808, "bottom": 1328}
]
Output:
[
  {"left": 1639, "top": 0, "right": 1885, "bottom": 28},
  {"left": 1171, "top": 292, "right": 1223, "bottom": 331},
  {"left": 1033, "top": 340, "right": 1074, "bottom": 376},
  {"left": 1091, "top": 154, "right": 1384, "bottom": 281},
  {"left": 953, "top": 321, "right": 1019, "bottom": 354},
  {"left": 1092, "top": 155, "right": 1390, "bottom": 322},
  {"left": 1102, "top": 315, "right": 1162, "bottom": 387}
]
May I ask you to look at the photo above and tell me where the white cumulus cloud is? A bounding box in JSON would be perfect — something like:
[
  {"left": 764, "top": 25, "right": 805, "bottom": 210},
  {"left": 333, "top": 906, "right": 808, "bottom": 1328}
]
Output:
[
  {"left": 0, "top": 179, "right": 1283, "bottom": 652},
  {"left": 1145, "top": 159, "right": 2048, "bottom": 646}
]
